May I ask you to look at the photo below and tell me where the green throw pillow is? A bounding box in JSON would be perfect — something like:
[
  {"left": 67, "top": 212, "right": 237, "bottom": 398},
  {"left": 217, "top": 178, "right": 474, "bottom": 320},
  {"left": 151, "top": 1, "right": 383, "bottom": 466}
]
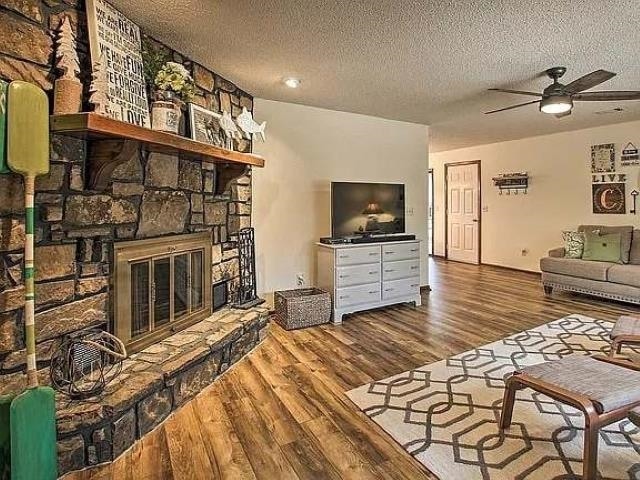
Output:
[
  {"left": 582, "top": 232, "right": 622, "bottom": 263},
  {"left": 562, "top": 231, "right": 585, "bottom": 258}
]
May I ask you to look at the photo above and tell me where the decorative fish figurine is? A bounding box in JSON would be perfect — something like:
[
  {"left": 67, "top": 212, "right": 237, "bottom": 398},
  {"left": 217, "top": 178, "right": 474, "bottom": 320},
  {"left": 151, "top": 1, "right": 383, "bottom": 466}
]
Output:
[
  {"left": 236, "top": 107, "right": 266, "bottom": 142},
  {"left": 219, "top": 110, "right": 241, "bottom": 149}
]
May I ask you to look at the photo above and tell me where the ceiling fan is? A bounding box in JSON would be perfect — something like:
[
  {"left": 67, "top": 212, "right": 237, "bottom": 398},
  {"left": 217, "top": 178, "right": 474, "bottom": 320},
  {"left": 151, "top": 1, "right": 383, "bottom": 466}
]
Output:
[{"left": 485, "top": 67, "right": 640, "bottom": 118}]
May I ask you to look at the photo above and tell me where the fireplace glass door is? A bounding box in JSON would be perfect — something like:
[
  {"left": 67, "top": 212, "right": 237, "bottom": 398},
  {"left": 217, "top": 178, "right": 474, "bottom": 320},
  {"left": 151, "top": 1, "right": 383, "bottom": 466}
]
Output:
[{"left": 115, "top": 233, "right": 212, "bottom": 353}]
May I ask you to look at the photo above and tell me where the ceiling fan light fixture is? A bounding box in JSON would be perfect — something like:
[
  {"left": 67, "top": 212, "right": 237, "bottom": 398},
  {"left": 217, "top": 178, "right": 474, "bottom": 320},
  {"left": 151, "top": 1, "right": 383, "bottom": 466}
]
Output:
[{"left": 540, "top": 95, "right": 573, "bottom": 114}]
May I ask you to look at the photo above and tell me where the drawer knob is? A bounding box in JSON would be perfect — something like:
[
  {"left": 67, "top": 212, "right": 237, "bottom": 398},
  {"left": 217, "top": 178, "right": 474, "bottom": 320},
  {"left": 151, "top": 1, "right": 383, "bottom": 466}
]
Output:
[
  {"left": 339, "top": 295, "right": 350, "bottom": 299},
  {"left": 339, "top": 255, "right": 348, "bottom": 259},
  {"left": 368, "top": 291, "right": 377, "bottom": 294},
  {"left": 386, "top": 251, "right": 395, "bottom": 254},
  {"left": 410, "top": 249, "right": 419, "bottom": 253},
  {"left": 411, "top": 266, "right": 419, "bottom": 270},
  {"left": 385, "top": 288, "right": 394, "bottom": 292},
  {"left": 369, "top": 252, "right": 379, "bottom": 256},
  {"left": 339, "top": 274, "right": 350, "bottom": 278},
  {"left": 384, "top": 269, "right": 394, "bottom": 273},
  {"left": 411, "top": 284, "right": 419, "bottom": 288},
  {"left": 369, "top": 271, "right": 377, "bottom": 275}
]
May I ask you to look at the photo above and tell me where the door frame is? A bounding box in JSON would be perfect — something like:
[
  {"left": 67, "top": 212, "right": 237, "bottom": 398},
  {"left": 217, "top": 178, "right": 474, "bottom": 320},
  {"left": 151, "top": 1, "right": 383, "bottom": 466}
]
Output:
[
  {"left": 444, "top": 160, "right": 482, "bottom": 263},
  {"left": 428, "top": 169, "right": 434, "bottom": 256}
]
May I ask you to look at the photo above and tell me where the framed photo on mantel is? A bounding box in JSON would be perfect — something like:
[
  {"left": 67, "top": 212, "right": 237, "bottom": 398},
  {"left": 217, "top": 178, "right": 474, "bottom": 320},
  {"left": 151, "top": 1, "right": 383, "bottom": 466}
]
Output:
[{"left": 86, "top": 0, "right": 151, "bottom": 128}]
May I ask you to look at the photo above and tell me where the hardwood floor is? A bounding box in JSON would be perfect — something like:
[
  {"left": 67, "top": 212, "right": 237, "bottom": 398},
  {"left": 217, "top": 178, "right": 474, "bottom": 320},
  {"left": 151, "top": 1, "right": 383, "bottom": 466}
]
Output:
[{"left": 65, "top": 259, "right": 640, "bottom": 480}]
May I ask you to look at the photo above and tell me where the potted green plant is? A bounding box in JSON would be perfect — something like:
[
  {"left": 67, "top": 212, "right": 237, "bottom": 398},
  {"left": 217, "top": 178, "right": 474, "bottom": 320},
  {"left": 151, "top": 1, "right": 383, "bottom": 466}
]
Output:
[{"left": 151, "top": 62, "right": 195, "bottom": 133}]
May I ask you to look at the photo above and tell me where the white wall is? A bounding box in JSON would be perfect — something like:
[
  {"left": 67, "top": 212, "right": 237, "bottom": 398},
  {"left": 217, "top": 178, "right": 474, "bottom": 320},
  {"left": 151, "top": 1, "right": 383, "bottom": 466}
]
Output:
[
  {"left": 431, "top": 120, "right": 640, "bottom": 272},
  {"left": 252, "top": 100, "right": 430, "bottom": 302}
]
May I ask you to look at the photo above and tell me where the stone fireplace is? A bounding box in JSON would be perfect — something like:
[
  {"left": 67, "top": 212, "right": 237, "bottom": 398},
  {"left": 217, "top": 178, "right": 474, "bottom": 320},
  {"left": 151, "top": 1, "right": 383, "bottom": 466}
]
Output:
[{"left": 0, "top": 0, "right": 270, "bottom": 474}]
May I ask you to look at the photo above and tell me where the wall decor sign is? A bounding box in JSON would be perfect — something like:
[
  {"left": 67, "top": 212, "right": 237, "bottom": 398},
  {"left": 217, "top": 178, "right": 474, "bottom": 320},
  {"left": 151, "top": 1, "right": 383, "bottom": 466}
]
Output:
[
  {"left": 86, "top": 0, "right": 150, "bottom": 127},
  {"left": 592, "top": 182, "right": 626, "bottom": 214},
  {"left": 591, "top": 143, "right": 616, "bottom": 173},
  {"left": 621, "top": 142, "right": 640, "bottom": 166},
  {"left": 592, "top": 173, "right": 627, "bottom": 183}
]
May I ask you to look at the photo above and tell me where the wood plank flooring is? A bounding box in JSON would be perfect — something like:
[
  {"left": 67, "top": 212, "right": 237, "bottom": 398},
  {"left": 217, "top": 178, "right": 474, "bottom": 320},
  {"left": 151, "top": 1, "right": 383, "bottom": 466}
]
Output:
[{"left": 65, "top": 259, "right": 640, "bottom": 480}]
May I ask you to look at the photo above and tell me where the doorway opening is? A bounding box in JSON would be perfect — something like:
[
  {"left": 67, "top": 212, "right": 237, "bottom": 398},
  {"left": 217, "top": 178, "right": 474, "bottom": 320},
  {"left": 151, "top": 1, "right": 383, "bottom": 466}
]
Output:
[
  {"left": 428, "top": 169, "right": 434, "bottom": 256},
  {"left": 445, "top": 161, "right": 481, "bottom": 265}
]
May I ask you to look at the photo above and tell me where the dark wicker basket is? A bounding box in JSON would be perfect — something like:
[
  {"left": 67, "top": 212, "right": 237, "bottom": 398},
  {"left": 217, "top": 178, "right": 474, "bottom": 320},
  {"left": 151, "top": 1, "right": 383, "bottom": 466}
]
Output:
[{"left": 274, "top": 288, "right": 331, "bottom": 330}]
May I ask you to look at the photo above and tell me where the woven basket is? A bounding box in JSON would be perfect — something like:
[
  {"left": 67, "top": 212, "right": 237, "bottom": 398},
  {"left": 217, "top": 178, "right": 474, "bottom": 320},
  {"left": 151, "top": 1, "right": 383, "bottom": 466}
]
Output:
[{"left": 274, "top": 288, "right": 331, "bottom": 330}]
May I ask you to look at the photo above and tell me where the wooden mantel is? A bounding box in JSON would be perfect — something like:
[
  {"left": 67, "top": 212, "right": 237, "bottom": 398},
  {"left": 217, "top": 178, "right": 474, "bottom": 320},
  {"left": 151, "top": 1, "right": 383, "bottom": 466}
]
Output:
[{"left": 50, "top": 113, "right": 265, "bottom": 194}]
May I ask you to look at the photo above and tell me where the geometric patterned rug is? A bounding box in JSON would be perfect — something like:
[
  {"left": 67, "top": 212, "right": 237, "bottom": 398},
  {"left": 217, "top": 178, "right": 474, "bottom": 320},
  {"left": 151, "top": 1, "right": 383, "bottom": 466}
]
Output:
[{"left": 347, "top": 315, "right": 640, "bottom": 480}]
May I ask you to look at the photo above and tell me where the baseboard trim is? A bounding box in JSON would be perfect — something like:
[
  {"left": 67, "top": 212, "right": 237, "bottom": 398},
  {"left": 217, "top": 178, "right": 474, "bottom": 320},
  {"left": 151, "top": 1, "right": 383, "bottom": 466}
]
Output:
[{"left": 481, "top": 262, "right": 541, "bottom": 276}]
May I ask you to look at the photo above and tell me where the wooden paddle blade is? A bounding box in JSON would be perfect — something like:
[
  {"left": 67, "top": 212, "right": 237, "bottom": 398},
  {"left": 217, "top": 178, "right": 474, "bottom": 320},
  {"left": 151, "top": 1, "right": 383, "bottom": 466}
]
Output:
[
  {"left": 0, "top": 81, "right": 8, "bottom": 174},
  {"left": 10, "top": 387, "right": 57, "bottom": 480},
  {"left": 565, "top": 70, "right": 616, "bottom": 93},
  {"left": 488, "top": 88, "right": 542, "bottom": 97},
  {"left": 484, "top": 100, "right": 541, "bottom": 114},
  {"left": 7, "top": 81, "right": 49, "bottom": 177},
  {"left": 0, "top": 394, "right": 14, "bottom": 480},
  {"left": 574, "top": 91, "right": 640, "bottom": 101}
]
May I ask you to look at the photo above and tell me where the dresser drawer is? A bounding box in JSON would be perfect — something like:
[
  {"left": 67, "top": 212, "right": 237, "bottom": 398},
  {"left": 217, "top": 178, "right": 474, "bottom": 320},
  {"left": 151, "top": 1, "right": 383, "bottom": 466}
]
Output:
[
  {"left": 336, "top": 284, "right": 381, "bottom": 308},
  {"left": 382, "top": 243, "right": 420, "bottom": 262},
  {"left": 336, "top": 264, "right": 381, "bottom": 287},
  {"left": 382, "top": 259, "right": 420, "bottom": 281},
  {"left": 382, "top": 277, "right": 420, "bottom": 300},
  {"left": 336, "top": 246, "right": 381, "bottom": 266}
]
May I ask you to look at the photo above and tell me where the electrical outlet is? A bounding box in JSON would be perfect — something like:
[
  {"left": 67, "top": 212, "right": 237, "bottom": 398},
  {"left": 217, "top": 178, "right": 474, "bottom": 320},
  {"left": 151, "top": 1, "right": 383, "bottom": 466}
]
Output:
[
  {"left": 296, "top": 273, "right": 305, "bottom": 286},
  {"left": 521, "top": 248, "right": 529, "bottom": 256}
]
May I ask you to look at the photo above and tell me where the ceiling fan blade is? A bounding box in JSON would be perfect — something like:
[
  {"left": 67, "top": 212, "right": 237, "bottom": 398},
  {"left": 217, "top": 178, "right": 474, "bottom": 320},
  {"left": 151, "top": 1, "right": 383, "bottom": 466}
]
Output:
[
  {"left": 565, "top": 70, "right": 616, "bottom": 93},
  {"left": 555, "top": 110, "right": 572, "bottom": 119},
  {"left": 574, "top": 91, "right": 640, "bottom": 101},
  {"left": 488, "top": 88, "right": 542, "bottom": 97},
  {"left": 484, "top": 100, "right": 541, "bottom": 114}
]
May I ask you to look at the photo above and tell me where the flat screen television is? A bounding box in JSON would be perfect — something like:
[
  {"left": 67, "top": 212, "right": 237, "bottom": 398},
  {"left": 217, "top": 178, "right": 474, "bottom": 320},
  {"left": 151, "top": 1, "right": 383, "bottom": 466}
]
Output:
[{"left": 331, "top": 182, "right": 406, "bottom": 238}]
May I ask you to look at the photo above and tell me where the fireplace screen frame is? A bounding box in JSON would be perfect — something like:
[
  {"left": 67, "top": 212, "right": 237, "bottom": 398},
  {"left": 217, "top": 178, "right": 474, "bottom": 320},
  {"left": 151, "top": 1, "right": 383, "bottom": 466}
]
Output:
[{"left": 114, "top": 232, "right": 212, "bottom": 354}]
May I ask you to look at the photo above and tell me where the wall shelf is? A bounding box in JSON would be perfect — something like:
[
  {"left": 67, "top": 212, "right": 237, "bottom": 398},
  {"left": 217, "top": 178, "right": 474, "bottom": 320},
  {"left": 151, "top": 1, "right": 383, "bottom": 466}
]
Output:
[{"left": 50, "top": 113, "right": 265, "bottom": 193}]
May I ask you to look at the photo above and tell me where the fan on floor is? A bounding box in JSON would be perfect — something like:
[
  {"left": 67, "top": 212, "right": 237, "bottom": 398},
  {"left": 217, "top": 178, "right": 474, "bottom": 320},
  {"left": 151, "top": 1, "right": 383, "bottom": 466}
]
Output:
[{"left": 485, "top": 67, "right": 640, "bottom": 117}]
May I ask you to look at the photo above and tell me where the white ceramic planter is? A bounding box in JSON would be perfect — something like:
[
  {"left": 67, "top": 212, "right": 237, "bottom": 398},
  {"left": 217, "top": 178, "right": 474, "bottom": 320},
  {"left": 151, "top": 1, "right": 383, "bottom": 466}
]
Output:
[{"left": 151, "top": 101, "right": 181, "bottom": 133}]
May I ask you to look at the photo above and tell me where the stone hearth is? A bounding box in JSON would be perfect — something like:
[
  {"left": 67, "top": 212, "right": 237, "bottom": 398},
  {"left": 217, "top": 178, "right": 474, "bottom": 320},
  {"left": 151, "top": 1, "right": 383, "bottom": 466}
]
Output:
[{"left": 0, "top": 307, "right": 269, "bottom": 475}]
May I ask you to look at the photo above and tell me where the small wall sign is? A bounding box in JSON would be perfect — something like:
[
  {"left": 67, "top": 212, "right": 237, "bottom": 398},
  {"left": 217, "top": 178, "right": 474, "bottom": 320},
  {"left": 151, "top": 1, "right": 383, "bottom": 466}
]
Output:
[
  {"left": 621, "top": 143, "right": 640, "bottom": 166},
  {"left": 592, "top": 182, "right": 626, "bottom": 214},
  {"left": 591, "top": 144, "right": 616, "bottom": 173},
  {"left": 86, "top": 0, "right": 150, "bottom": 128}
]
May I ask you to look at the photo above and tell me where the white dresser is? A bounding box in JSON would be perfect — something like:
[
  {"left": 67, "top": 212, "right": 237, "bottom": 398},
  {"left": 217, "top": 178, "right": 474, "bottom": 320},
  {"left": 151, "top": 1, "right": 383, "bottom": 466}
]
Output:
[{"left": 316, "top": 240, "right": 422, "bottom": 324}]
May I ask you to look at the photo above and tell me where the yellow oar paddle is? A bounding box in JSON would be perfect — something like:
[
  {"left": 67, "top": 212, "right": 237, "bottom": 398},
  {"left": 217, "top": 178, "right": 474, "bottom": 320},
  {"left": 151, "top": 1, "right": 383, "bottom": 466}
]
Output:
[
  {"left": 0, "top": 80, "right": 7, "bottom": 173},
  {"left": 5, "top": 81, "right": 57, "bottom": 480}
]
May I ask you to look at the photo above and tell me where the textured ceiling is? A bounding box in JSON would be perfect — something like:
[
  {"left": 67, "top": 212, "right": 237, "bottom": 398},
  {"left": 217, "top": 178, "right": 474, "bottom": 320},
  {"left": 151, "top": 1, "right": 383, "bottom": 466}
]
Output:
[{"left": 111, "top": 0, "right": 640, "bottom": 152}]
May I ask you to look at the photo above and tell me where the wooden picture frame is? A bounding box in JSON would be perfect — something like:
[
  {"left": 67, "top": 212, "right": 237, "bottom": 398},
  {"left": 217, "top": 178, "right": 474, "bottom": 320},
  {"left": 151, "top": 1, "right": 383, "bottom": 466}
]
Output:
[
  {"left": 591, "top": 143, "right": 616, "bottom": 173},
  {"left": 85, "top": 0, "right": 150, "bottom": 128},
  {"left": 188, "top": 103, "right": 224, "bottom": 147}
]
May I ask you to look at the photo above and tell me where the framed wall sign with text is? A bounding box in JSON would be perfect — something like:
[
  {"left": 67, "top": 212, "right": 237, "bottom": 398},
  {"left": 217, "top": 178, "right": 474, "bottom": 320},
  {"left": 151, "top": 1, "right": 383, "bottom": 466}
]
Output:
[
  {"left": 591, "top": 143, "right": 616, "bottom": 173},
  {"left": 86, "top": 0, "right": 151, "bottom": 127}
]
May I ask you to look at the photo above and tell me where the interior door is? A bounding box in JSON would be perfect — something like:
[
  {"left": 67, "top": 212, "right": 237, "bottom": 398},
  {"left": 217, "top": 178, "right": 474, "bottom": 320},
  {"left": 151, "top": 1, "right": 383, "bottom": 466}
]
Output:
[{"left": 447, "top": 162, "right": 480, "bottom": 264}]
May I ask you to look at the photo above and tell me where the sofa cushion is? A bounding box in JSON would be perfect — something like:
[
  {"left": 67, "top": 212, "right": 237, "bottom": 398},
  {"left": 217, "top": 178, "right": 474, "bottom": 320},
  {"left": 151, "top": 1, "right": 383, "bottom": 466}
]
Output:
[
  {"left": 631, "top": 230, "right": 640, "bottom": 265},
  {"left": 582, "top": 232, "right": 622, "bottom": 263},
  {"left": 608, "top": 264, "right": 640, "bottom": 289},
  {"left": 540, "top": 257, "right": 614, "bottom": 281},
  {"left": 562, "top": 231, "right": 585, "bottom": 258},
  {"left": 579, "top": 225, "right": 634, "bottom": 263}
]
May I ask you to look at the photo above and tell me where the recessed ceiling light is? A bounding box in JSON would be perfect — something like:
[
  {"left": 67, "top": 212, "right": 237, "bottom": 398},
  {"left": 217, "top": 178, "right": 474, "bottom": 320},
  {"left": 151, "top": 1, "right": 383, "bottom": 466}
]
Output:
[{"left": 283, "top": 77, "right": 301, "bottom": 89}]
